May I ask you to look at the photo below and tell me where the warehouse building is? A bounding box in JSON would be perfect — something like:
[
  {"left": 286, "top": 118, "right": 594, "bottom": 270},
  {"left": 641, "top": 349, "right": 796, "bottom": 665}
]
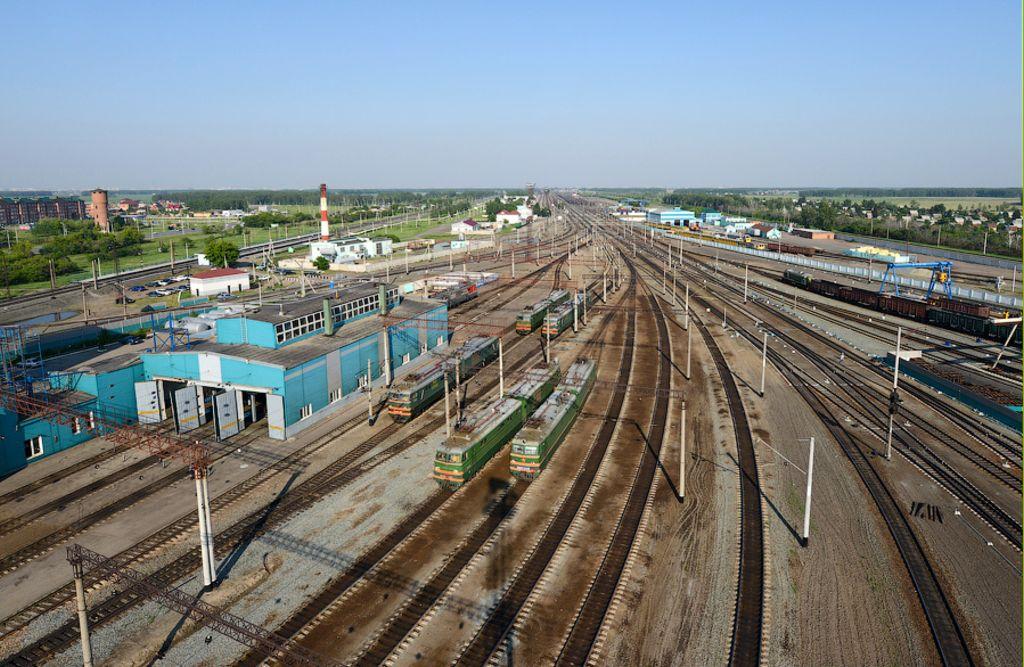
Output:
[
  {"left": 0, "top": 282, "right": 448, "bottom": 476},
  {"left": 190, "top": 268, "right": 251, "bottom": 296},
  {"left": 647, "top": 208, "right": 696, "bottom": 226}
]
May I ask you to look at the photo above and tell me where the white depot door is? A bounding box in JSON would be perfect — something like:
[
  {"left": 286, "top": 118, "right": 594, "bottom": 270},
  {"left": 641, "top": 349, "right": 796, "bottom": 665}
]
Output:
[
  {"left": 267, "top": 394, "right": 286, "bottom": 440},
  {"left": 135, "top": 381, "right": 160, "bottom": 424},
  {"left": 174, "top": 386, "right": 201, "bottom": 433},
  {"left": 214, "top": 390, "right": 242, "bottom": 440}
]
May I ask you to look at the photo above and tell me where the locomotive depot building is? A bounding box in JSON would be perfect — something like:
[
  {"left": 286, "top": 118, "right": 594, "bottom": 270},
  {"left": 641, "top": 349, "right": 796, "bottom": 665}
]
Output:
[{"left": 0, "top": 281, "right": 448, "bottom": 476}]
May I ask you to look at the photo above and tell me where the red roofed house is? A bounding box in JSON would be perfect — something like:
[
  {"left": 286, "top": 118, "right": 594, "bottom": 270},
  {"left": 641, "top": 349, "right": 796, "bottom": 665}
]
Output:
[
  {"left": 451, "top": 218, "right": 480, "bottom": 235},
  {"left": 190, "top": 267, "right": 250, "bottom": 297}
]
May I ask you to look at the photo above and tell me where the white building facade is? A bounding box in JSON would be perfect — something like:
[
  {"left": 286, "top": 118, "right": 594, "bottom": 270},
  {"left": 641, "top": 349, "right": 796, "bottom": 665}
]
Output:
[{"left": 190, "top": 268, "right": 250, "bottom": 297}]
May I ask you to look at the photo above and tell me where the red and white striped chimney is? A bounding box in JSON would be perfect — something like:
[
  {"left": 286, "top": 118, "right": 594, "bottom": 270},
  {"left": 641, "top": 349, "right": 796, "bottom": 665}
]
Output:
[{"left": 319, "top": 183, "right": 330, "bottom": 241}]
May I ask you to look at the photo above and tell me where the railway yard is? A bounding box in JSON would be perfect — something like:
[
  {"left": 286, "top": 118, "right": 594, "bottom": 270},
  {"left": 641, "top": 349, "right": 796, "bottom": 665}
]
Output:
[{"left": 0, "top": 194, "right": 1019, "bottom": 667}]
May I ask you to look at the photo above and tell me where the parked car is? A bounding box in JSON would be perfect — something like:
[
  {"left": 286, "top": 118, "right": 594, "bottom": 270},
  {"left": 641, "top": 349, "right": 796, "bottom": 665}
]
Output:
[
  {"left": 115, "top": 296, "right": 136, "bottom": 304},
  {"left": 157, "top": 279, "right": 173, "bottom": 287},
  {"left": 144, "top": 281, "right": 161, "bottom": 288},
  {"left": 155, "top": 289, "right": 174, "bottom": 296},
  {"left": 146, "top": 291, "right": 162, "bottom": 297},
  {"left": 172, "top": 274, "right": 189, "bottom": 282},
  {"left": 216, "top": 292, "right": 235, "bottom": 301},
  {"left": 129, "top": 285, "right": 147, "bottom": 292},
  {"left": 124, "top": 335, "right": 144, "bottom": 345}
]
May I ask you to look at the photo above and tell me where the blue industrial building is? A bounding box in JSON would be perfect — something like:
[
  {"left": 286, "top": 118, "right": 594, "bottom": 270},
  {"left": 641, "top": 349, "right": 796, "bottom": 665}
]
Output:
[
  {"left": 701, "top": 211, "right": 723, "bottom": 226},
  {"left": 647, "top": 208, "right": 696, "bottom": 226},
  {"left": 0, "top": 282, "right": 448, "bottom": 477}
]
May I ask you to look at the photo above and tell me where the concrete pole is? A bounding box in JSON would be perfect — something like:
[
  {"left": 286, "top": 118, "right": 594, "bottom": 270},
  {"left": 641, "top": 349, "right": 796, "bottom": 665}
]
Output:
[
  {"left": 991, "top": 323, "right": 1019, "bottom": 370},
  {"left": 662, "top": 261, "right": 667, "bottom": 293},
  {"left": 684, "top": 284, "right": 690, "bottom": 330},
  {"left": 546, "top": 324, "right": 551, "bottom": 363},
  {"left": 91, "top": 259, "right": 98, "bottom": 289},
  {"left": 194, "top": 471, "right": 213, "bottom": 587},
  {"left": 679, "top": 402, "right": 686, "bottom": 499},
  {"left": 82, "top": 284, "right": 89, "bottom": 319},
  {"left": 366, "top": 359, "right": 374, "bottom": 425},
  {"left": 511, "top": 250, "right": 516, "bottom": 279},
  {"left": 383, "top": 329, "right": 392, "bottom": 386},
  {"left": 583, "top": 289, "right": 588, "bottom": 325},
  {"left": 743, "top": 264, "right": 749, "bottom": 302},
  {"left": 802, "top": 437, "right": 816, "bottom": 546},
  {"left": 449, "top": 248, "right": 453, "bottom": 270},
  {"left": 723, "top": 304, "right": 727, "bottom": 328},
  {"left": 886, "top": 326, "right": 901, "bottom": 461},
  {"left": 49, "top": 258, "right": 56, "bottom": 289},
  {"left": 573, "top": 290, "right": 579, "bottom": 333},
  {"left": 760, "top": 332, "right": 768, "bottom": 397},
  {"left": 72, "top": 560, "right": 94, "bottom": 667},
  {"left": 455, "top": 359, "right": 461, "bottom": 421},
  {"left": 443, "top": 369, "right": 451, "bottom": 437},
  {"left": 672, "top": 270, "right": 677, "bottom": 304},
  {"left": 201, "top": 474, "right": 215, "bottom": 581},
  {"left": 603, "top": 272, "right": 608, "bottom": 302},
  {"left": 170, "top": 238, "right": 175, "bottom": 272},
  {"left": 686, "top": 320, "right": 692, "bottom": 380},
  {"left": 498, "top": 338, "right": 505, "bottom": 398}
]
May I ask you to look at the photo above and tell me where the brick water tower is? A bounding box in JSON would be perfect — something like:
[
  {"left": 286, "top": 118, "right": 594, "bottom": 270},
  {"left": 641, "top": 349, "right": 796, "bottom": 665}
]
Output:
[{"left": 90, "top": 188, "right": 110, "bottom": 232}]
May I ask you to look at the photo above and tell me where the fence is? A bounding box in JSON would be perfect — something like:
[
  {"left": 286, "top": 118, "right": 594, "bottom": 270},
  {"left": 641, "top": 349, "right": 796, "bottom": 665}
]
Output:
[
  {"left": 662, "top": 228, "right": 1022, "bottom": 309},
  {"left": 836, "top": 233, "right": 1022, "bottom": 271}
]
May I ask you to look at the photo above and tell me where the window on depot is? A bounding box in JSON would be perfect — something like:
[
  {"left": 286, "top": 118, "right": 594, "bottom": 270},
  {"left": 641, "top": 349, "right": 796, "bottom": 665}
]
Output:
[{"left": 24, "top": 436, "right": 43, "bottom": 459}]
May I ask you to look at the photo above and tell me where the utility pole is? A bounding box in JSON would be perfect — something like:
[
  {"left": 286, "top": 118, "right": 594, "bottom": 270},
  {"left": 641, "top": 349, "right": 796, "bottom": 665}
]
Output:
[
  {"left": 886, "top": 327, "right": 902, "bottom": 461},
  {"left": 545, "top": 322, "right": 551, "bottom": 363},
  {"left": 498, "top": 338, "right": 505, "bottom": 399},
  {"left": 684, "top": 284, "right": 690, "bottom": 329},
  {"left": 743, "top": 264, "right": 749, "bottom": 302},
  {"left": 170, "top": 238, "right": 175, "bottom": 272},
  {"left": 48, "top": 259, "right": 56, "bottom": 289},
  {"left": 193, "top": 465, "right": 215, "bottom": 587},
  {"left": 366, "top": 359, "right": 374, "bottom": 426},
  {"left": 443, "top": 368, "right": 451, "bottom": 437},
  {"left": 686, "top": 317, "right": 692, "bottom": 380},
  {"left": 679, "top": 401, "right": 686, "bottom": 499},
  {"left": 70, "top": 554, "right": 94, "bottom": 667},
  {"left": 91, "top": 258, "right": 98, "bottom": 289},
  {"left": 802, "top": 437, "right": 816, "bottom": 547},
  {"left": 81, "top": 285, "right": 89, "bottom": 319},
  {"left": 573, "top": 290, "right": 579, "bottom": 333},
  {"left": 760, "top": 331, "right": 768, "bottom": 396}
]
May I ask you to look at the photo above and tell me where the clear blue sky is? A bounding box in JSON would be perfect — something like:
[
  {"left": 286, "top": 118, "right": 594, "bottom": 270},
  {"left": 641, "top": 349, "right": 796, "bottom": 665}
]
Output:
[{"left": 1, "top": 0, "right": 1020, "bottom": 190}]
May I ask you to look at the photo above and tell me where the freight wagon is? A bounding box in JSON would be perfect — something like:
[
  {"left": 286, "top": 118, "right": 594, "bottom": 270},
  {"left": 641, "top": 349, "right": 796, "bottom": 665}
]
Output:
[
  {"left": 515, "top": 289, "right": 570, "bottom": 334},
  {"left": 780, "top": 270, "right": 1021, "bottom": 347},
  {"left": 387, "top": 336, "right": 498, "bottom": 422},
  {"left": 510, "top": 358, "right": 596, "bottom": 479},
  {"left": 433, "top": 362, "right": 561, "bottom": 489}
]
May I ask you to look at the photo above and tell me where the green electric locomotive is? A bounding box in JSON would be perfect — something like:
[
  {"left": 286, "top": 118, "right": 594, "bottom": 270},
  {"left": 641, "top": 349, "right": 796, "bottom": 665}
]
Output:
[
  {"left": 510, "top": 358, "right": 596, "bottom": 478},
  {"left": 515, "top": 289, "right": 570, "bottom": 334},
  {"left": 387, "top": 336, "right": 498, "bottom": 422},
  {"left": 433, "top": 362, "right": 560, "bottom": 488}
]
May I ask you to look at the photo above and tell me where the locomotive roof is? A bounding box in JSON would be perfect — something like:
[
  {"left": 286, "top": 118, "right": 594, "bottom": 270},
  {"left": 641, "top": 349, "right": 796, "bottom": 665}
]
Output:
[
  {"left": 518, "top": 390, "right": 575, "bottom": 435},
  {"left": 506, "top": 364, "right": 558, "bottom": 398},
  {"left": 437, "top": 396, "right": 522, "bottom": 454},
  {"left": 562, "top": 358, "right": 596, "bottom": 386}
]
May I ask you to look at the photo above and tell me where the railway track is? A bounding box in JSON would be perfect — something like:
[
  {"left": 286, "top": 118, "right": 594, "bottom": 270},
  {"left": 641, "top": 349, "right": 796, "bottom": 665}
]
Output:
[
  {"left": 242, "top": 253, "right": 622, "bottom": 665},
  {"left": 617, "top": 211, "right": 979, "bottom": 665},
  {"left": 0, "top": 252, "right": 575, "bottom": 662},
  {"left": 547, "top": 240, "right": 673, "bottom": 666},
  {"left": 613, "top": 235, "right": 765, "bottom": 667},
  {"left": 670, "top": 243, "right": 1023, "bottom": 500}
]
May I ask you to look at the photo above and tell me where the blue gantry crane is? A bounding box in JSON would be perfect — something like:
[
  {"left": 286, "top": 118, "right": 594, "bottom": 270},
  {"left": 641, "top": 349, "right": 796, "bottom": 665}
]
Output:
[{"left": 878, "top": 261, "right": 954, "bottom": 299}]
